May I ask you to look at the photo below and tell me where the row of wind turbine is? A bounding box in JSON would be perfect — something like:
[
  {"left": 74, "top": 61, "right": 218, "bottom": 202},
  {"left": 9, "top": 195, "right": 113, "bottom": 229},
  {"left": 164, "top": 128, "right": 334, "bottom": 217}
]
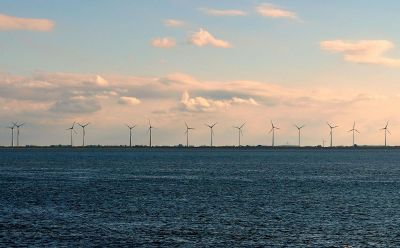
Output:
[{"left": 60, "top": 120, "right": 392, "bottom": 147}]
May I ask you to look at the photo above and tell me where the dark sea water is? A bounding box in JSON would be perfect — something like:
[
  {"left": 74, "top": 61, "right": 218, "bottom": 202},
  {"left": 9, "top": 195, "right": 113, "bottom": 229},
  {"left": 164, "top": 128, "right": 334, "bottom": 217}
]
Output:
[{"left": 1, "top": 148, "right": 400, "bottom": 247}]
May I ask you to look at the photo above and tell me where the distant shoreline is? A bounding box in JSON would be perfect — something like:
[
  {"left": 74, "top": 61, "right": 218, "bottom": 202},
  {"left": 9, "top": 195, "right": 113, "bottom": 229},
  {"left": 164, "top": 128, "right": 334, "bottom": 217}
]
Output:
[{"left": 0, "top": 145, "right": 399, "bottom": 149}]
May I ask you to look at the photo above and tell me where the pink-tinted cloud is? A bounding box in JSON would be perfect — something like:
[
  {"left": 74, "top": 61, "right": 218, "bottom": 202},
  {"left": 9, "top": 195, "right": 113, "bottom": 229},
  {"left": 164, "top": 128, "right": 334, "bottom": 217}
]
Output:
[
  {"left": 1, "top": 72, "right": 397, "bottom": 146},
  {"left": 0, "top": 13, "right": 54, "bottom": 31},
  {"left": 189, "top": 28, "right": 231, "bottom": 48},
  {"left": 163, "top": 19, "right": 185, "bottom": 27},
  {"left": 151, "top": 37, "right": 176, "bottom": 48},
  {"left": 321, "top": 40, "right": 400, "bottom": 67},
  {"left": 256, "top": 3, "right": 297, "bottom": 19},
  {"left": 200, "top": 8, "right": 246, "bottom": 16}
]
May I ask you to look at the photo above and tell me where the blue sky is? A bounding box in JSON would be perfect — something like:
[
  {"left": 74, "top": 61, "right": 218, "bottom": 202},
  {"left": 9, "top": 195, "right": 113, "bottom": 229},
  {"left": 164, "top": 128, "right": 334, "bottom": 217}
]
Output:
[{"left": 1, "top": 1, "right": 400, "bottom": 146}]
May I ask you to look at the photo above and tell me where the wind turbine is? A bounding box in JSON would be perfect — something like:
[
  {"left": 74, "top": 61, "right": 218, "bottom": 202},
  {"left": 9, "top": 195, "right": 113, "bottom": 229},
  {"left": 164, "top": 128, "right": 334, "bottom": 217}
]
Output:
[
  {"left": 294, "top": 124, "right": 305, "bottom": 147},
  {"left": 66, "top": 122, "right": 77, "bottom": 147},
  {"left": 348, "top": 121, "right": 360, "bottom": 146},
  {"left": 269, "top": 121, "right": 279, "bottom": 147},
  {"left": 327, "top": 122, "right": 338, "bottom": 147},
  {"left": 78, "top": 123, "right": 90, "bottom": 147},
  {"left": 126, "top": 124, "right": 136, "bottom": 147},
  {"left": 6, "top": 123, "right": 15, "bottom": 147},
  {"left": 13, "top": 122, "right": 25, "bottom": 147},
  {"left": 205, "top": 122, "right": 217, "bottom": 147},
  {"left": 233, "top": 122, "right": 245, "bottom": 147},
  {"left": 185, "top": 122, "right": 195, "bottom": 147},
  {"left": 380, "top": 121, "right": 390, "bottom": 147},
  {"left": 148, "top": 121, "right": 154, "bottom": 147}
]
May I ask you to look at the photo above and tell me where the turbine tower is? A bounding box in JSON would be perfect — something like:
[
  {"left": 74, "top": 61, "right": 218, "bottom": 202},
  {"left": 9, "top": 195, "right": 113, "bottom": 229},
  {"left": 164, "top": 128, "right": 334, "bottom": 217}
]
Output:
[
  {"left": 126, "top": 124, "right": 136, "bottom": 147},
  {"left": 327, "top": 122, "right": 338, "bottom": 147},
  {"left": 295, "top": 124, "right": 305, "bottom": 147},
  {"left": 205, "top": 122, "right": 217, "bottom": 147},
  {"left": 13, "top": 122, "right": 25, "bottom": 147},
  {"left": 185, "top": 122, "right": 195, "bottom": 147},
  {"left": 233, "top": 122, "right": 245, "bottom": 147},
  {"left": 66, "top": 122, "right": 76, "bottom": 147},
  {"left": 148, "top": 121, "right": 154, "bottom": 147},
  {"left": 78, "top": 123, "right": 90, "bottom": 147},
  {"left": 348, "top": 121, "right": 360, "bottom": 146},
  {"left": 7, "top": 123, "right": 15, "bottom": 147},
  {"left": 380, "top": 121, "right": 390, "bottom": 147},
  {"left": 269, "top": 121, "right": 280, "bottom": 147}
]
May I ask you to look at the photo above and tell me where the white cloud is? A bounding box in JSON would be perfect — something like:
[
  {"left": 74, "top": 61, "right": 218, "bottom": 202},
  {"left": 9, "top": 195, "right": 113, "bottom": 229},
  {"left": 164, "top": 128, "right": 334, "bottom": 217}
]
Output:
[
  {"left": 320, "top": 40, "right": 400, "bottom": 67},
  {"left": 180, "top": 91, "right": 230, "bottom": 112},
  {"left": 0, "top": 13, "right": 54, "bottom": 31},
  {"left": 189, "top": 28, "right": 231, "bottom": 48},
  {"left": 256, "top": 3, "right": 297, "bottom": 19},
  {"left": 151, "top": 37, "right": 176, "bottom": 48},
  {"left": 232, "top": 97, "right": 259, "bottom": 106},
  {"left": 163, "top": 19, "right": 185, "bottom": 27},
  {"left": 118, "top": 96, "right": 141, "bottom": 105},
  {"left": 180, "top": 91, "right": 259, "bottom": 112},
  {"left": 96, "top": 75, "right": 109, "bottom": 87},
  {"left": 200, "top": 8, "right": 246, "bottom": 16}
]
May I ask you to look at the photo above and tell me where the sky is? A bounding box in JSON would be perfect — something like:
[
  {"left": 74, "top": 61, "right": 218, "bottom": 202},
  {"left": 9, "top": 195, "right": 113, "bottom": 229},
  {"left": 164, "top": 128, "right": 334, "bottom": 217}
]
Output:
[{"left": 1, "top": 0, "right": 400, "bottom": 146}]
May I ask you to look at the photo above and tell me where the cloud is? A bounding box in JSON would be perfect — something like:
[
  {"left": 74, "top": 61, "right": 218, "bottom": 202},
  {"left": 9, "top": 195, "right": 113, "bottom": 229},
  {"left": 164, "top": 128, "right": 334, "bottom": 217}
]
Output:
[
  {"left": 0, "top": 13, "right": 54, "bottom": 31},
  {"left": 163, "top": 19, "right": 185, "bottom": 27},
  {"left": 232, "top": 97, "right": 259, "bottom": 106},
  {"left": 1, "top": 71, "right": 394, "bottom": 146},
  {"left": 200, "top": 8, "right": 246, "bottom": 16},
  {"left": 320, "top": 40, "right": 400, "bottom": 67},
  {"left": 118, "top": 96, "right": 141, "bottom": 105},
  {"left": 180, "top": 91, "right": 259, "bottom": 112},
  {"left": 256, "top": 3, "right": 297, "bottom": 19},
  {"left": 189, "top": 28, "right": 231, "bottom": 48},
  {"left": 151, "top": 37, "right": 176, "bottom": 48},
  {"left": 95, "top": 75, "right": 109, "bottom": 87},
  {"left": 50, "top": 96, "right": 101, "bottom": 114}
]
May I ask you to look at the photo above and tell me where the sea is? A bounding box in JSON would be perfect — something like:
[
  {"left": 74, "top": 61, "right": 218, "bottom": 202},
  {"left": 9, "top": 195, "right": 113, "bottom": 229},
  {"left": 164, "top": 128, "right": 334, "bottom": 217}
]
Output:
[{"left": 1, "top": 147, "right": 400, "bottom": 247}]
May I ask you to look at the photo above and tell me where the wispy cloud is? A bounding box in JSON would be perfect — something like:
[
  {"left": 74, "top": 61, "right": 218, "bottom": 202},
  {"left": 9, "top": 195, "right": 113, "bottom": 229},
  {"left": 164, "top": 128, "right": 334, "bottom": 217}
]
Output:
[
  {"left": 256, "top": 3, "right": 297, "bottom": 19},
  {"left": 200, "top": 8, "right": 247, "bottom": 16},
  {"left": 189, "top": 28, "right": 231, "bottom": 48},
  {"left": 151, "top": 37, "right": 176, "bottom": 48},
  {"left": 0, "top": 13, "right": 54, "bottom": 31},
  {"left": 320, "top": 40, "right": 400, "bottom": 67},
  {"left": 163, "top": 19, "right": 185, "bottom": 27}
]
